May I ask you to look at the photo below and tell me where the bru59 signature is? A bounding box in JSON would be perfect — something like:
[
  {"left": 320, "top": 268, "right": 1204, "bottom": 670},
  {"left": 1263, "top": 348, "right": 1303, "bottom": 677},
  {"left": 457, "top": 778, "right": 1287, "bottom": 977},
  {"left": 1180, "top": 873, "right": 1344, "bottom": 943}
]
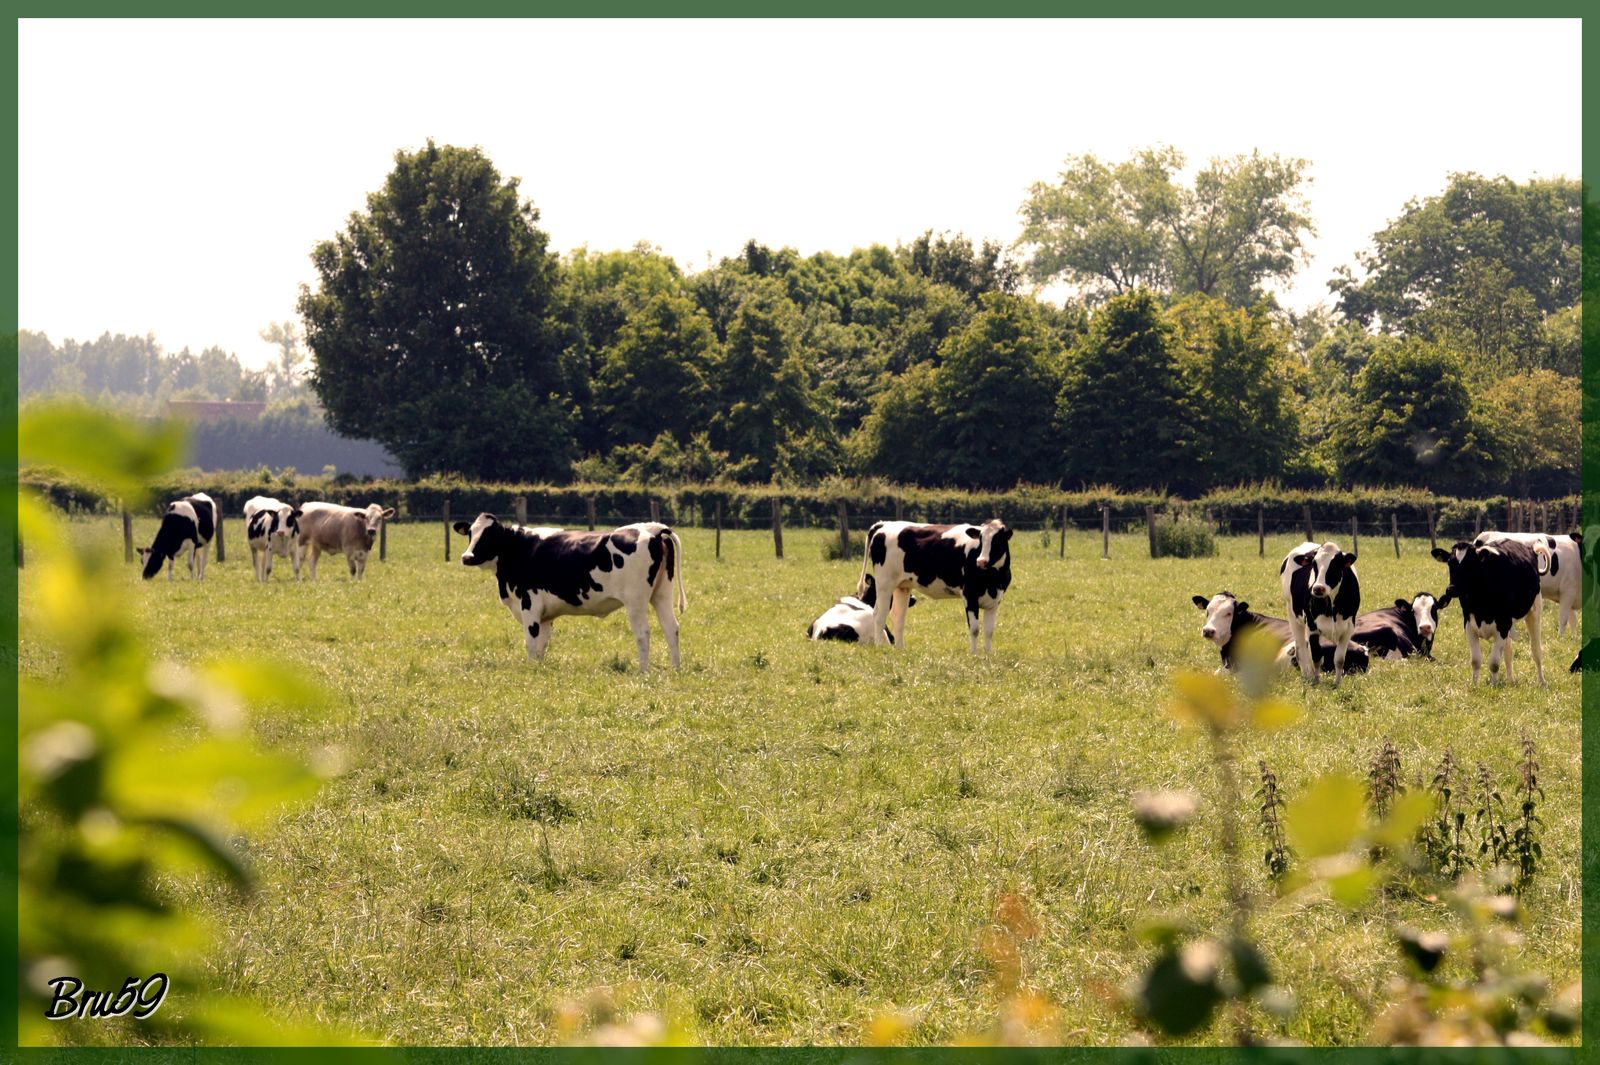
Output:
[{"left": 44, "top": 973, "right": 169, "bottom": 1021}]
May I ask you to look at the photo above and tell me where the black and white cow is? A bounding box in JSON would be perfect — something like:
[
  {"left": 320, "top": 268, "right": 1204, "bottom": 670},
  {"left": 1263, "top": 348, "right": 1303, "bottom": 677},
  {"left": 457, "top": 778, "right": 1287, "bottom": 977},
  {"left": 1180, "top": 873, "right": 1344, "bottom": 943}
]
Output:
[
  {"left": 1474, "top": 531, "right": 1582, "bottom": 637},
  {"left": 1432, "top": 539, "right": 1547, "bottom": 685},
  {"left": 454, "top": 515, "right": 685, "bottom": 672},
  {"left": 859, "top": 519, "right": 1011, "bottom": 651},
  {"left": 243, "top": 495, "right": 302, "bottom": 582},
  {"left": 138, "top": 492, "right": 216, "bottom": 581},
  {"left": 807, "top": 577, "right": 915, "bottom": 644},
  {"left": 1191, "top": 591, "right": 1294, "bottom": 672},
  {"left": 1280, "top": 540, "right": 1361, "bottom": 686},
  {"left": 1355, "top": 592, "right": 1445, "bottom": 660}
]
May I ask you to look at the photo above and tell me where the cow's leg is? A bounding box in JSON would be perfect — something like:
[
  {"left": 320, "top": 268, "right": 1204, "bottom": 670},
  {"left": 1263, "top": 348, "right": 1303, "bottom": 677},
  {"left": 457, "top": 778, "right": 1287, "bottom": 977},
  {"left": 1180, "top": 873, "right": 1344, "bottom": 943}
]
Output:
[
  {"left": 347, "top": 550, "right": 359, "bottom": 578},
  {"left": 1487, "top": 626, "right": 1505, "bottom": 684},
  {"left": 292, "top": 544, "right": 304, "bottom": 579},
  {"left": 184, "top": 542, "right": 196, "bottom": 578},
  {"left": 1466, "top": 625, "right": 1483, "bottom": 685},
  {"left": 195, "top": 543, "right": 208, "bottom": 581},
  {"left": 1289, "top": 617, "right": 1316, "bottom": 683},
  {"left": 626, "top": 603, "right": 653, "bottom": 672},
  {"left": 982, "top": 605, "right": 998, "bottom": 654},
  {"left": 1559, "top": 594, "right": 1574, "bottom": 639},
  {"left": 252, "top": 546, "right": 264, "bottom": 581},
  {"left": 523, "top": 616, "right": 553, "bottom": 661},
  {"left": 166, "top": 555, "right": 175, "bottom": 581},
  {"left": 889, "top": 585, "right": 912, "bottom": 647},
  {"left": 869, "top": 570, "right": 894, "bottom": 647},
  {"left": 308, "top": 544, "right": 321, "bottom": 580},
  {"left": 1528, "top": 597, "right": 1545, "bottom": 685},
  {"left": 652, "top": 586, "right": 681, "bottom": 669},
  {"left": 965, "top": 603, "right": 981, "bottom": 653}
]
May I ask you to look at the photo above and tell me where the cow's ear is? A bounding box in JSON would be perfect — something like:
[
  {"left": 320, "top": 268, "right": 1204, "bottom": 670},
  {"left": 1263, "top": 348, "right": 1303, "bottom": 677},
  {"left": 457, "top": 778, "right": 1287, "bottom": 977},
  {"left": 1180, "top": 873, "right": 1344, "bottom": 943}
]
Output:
[
  {"left": 1430, "top": 547, "right": 1451, "bottom": 562},
  {"left": 381, "top": 507, "right": 396, "bottom": 519},
  {"left": 1294, "top": 551, "right": 1314, "bottom": 567},
  {"left": 1236, "top": 601, "right": 1248, "bottom": 613},
  {"left": 290, "top": 508, "right": 302, "bottom": 519},
  {"left": 1192, "top": 595, "right": 1209, "bottom": 609},
  {"left": 452, "top": 521, "right": 472, "bottom": 536},
  {"left": 1569, "top": 530, "right": 1583, "bottom": 545},
  {"left": 1343, "top": 552, "right": 1358, "bottom": 566}
]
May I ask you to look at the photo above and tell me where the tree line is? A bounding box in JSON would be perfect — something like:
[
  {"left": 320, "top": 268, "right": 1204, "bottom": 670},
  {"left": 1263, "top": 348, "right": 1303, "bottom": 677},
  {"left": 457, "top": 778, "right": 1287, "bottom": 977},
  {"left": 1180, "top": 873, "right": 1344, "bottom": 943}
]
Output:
[{"left": 24, "top": 141, "right": 1581, "bottom": 498}]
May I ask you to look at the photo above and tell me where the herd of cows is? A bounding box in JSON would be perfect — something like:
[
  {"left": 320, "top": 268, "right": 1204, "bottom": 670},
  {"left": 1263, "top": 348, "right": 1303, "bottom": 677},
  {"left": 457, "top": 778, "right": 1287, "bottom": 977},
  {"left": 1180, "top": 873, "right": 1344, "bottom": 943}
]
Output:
[{"left": 134, "top": 491, "right": 1588, "bottom": 682}]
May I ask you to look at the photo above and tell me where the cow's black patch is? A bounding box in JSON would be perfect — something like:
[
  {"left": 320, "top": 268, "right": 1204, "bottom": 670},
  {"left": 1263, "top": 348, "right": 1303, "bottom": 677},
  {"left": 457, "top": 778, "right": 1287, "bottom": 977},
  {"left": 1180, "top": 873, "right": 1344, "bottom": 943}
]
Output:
[
  {"left": 897, "top": 525, "right": 1012, "bottom": 604},
  {"left": 816, "top": 624, "right": 860, "bottom": 642},
  {"left": 646, "top": 533, "right": 665, "bottom": 587},
  {"left": 1432, "top": 540, "right": 1542, "bottom": 640},
  {"left": 611, "top": 528, "right": 639, "bottom": 554},
  {"left": 528, "top": 622, "right": 540, "bottom": 638},
  {"left": 613, "top": 553, "right": 625, "bottom": 567},
  {"left": 869, "top": 527, "right": 887, "bottom": 566},
  {"left": 1348, "top": 606, "right": 1419, "bottom": 659},
  {"left": 469, "top": 522, "right": 618, "bottom": 610},
  {"left": 247, "top": 510, "right": 275, "bottom": 542}
]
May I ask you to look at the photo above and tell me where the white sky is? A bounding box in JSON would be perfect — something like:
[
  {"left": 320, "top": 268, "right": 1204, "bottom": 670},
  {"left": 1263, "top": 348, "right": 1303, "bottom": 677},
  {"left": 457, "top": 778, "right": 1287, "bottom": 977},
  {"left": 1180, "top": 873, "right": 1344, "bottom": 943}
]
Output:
[{"left": 18, "top": 18, "right": 1582, "bottom": 371}]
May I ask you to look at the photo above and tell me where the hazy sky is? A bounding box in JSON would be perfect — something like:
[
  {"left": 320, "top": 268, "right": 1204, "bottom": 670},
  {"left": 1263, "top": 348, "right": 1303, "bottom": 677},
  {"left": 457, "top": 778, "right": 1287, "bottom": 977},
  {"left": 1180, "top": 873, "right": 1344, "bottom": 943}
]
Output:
[{"left": 18, "top": 18, "right": 1582, "bottom": 371}]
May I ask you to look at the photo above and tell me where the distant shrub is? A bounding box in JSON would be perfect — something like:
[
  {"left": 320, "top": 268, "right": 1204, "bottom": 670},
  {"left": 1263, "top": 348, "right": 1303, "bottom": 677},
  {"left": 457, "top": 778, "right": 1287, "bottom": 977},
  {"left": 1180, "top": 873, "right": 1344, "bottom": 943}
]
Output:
[
  {"left": 821, "top": 534, "right": 865, "bottom": 561},
  {"left": 1154, "top": 514, "right": 1217, "bottom": 558}
]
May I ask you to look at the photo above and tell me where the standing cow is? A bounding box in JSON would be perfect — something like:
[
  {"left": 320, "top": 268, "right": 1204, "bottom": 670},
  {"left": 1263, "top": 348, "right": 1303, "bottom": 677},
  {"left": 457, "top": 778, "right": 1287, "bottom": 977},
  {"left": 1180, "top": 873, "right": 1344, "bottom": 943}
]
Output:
[
  {"left": 297, "top": 501, "right": 395, "bottom": 580},
  {"left": 454, "top": 515, "right": 686, "bottom": 672},
  {"left": 138, "top": 492, "right": 216, "bottom": 581},
  {"left": 858, "top": 519, "right": 1011, "bottom": 651},
  {"left": 1474, "top": 531, "right": 1581, "bottom": 637},
  {"left": 243, "top": 495, "right": 302, "bottom": 582},
  {"left": 1432, "top": 539, "right": 1547, "bottom": 685},
  {"left": 1280, "top": 540, "right": 1361, "bottom": 686}
]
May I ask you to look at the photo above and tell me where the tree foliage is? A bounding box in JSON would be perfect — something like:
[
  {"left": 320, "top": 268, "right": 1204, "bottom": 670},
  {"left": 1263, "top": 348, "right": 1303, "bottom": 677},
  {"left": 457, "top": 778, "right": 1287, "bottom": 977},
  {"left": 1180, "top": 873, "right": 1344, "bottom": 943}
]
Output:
[{"left": 299, "top": 140, "right": 569, "bottom": 480}]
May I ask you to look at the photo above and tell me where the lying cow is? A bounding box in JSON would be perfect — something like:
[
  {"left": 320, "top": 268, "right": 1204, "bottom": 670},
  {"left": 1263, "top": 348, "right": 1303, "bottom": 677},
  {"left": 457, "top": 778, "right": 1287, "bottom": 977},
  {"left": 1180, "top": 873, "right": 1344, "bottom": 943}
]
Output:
[
  {"left": 454, "top": 514, "right": 685, "bottom": 672},
  {"left": 138, "top": 492, "right": 216, "bottom": 581},
  {"left": 297, "top": 501, "right": 395, "bottom": 580},
  {"left": 1336, "top": 594, "right": 1447, "bottom": 662},
  {"left": 1281, "top": 540, "right": 1361, "bottom": 686},
  {"left": 859, "top": 519, "right": 1011, "bottom": 651},
  {"left": 1474, "top": 531, "right": 1581, "bottom": 637},
  {"left": 808, "top": 577, "right": 914, "bottom": 644},
  {"left": 243, "top": 495, "right": 302, "bottom": 582},
  {"left": 1433, "top": 539, "right": 1547, "bottom": 685},
  {"left": 1192, "top": 590, "right": 1368, "bottom": 675}
]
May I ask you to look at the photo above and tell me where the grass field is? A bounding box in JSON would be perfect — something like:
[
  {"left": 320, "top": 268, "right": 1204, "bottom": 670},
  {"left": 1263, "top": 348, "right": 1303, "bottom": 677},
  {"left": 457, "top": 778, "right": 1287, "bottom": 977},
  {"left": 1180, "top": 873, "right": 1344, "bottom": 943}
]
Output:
[{"left": 20, "top": 518, "right": 1582, "bottom": 1045}]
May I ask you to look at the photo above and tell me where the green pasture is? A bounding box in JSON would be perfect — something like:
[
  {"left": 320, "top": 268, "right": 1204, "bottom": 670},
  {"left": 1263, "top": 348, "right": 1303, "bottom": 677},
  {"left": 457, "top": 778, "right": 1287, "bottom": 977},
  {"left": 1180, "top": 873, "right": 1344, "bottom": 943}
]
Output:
[{"left": 19, "top": 519, "right": 1582, "bottom": 1045}]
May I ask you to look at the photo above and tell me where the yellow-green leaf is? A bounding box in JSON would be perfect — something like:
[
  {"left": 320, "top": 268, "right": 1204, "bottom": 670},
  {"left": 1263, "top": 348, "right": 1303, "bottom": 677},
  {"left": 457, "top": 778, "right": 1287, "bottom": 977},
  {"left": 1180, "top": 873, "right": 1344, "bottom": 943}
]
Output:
[
  {"left": 20, "top": 404, "right": 187, "bottom": 504},
  {"left": 1372, "top": 791, "right": 1433, "bottom": 848},
  {"left": 1250, "top": 697, "right": 1303, "bottom": 733},
  {"left": 1285, "top": 774, "right": 1365, "bottom": 858},
  {"left": 1170, "top": 670, "right": 1239, "bottom": 730}
]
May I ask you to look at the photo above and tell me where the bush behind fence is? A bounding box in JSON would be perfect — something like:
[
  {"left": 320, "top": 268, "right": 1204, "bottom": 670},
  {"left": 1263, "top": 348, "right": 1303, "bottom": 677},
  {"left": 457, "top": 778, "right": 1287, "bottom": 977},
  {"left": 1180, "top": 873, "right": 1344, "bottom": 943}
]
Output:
[{"left": 20, "top": 468, "right": 1581, "bottom": 541}]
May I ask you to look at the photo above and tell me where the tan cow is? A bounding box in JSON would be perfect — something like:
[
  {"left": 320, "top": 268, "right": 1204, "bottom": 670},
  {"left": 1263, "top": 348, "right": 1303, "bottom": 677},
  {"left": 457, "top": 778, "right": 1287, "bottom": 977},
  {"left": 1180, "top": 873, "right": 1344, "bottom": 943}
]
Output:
[{"left": 296, "top": 501, "right": 396, "bottom": 580}]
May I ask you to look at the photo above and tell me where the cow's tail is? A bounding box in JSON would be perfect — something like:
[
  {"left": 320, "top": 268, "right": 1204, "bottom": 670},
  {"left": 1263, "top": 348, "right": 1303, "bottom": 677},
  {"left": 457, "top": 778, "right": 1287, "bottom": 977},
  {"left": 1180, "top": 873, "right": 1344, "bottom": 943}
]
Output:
[
  {"left": 669, "top": 529, "right": 687, "bottom": 615},
  {"left": 857, "top": 521, "right": 883, "bottom": 598}
]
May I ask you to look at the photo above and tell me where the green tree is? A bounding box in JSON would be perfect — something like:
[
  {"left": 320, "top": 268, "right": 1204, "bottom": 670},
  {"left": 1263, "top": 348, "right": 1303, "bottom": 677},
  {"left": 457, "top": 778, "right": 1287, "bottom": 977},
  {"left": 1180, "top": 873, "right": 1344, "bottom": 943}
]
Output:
[
  {"left": 259, "top": 320, "right": 306, "bottom": 399},
  {"left": 1167, "top": 295, "right": 1299, "bottom": 489},
  {"left": 298, "top": 141, "right": 569, "bottom": 479},
  {"left": 1018, "top": 147, "right": 1314, "bottom": 306},
  {"left": 1481, "top": 370, "right": 1580, "bottom": 496},
  {"left": 1058, "top": 290, "right": 1187, "bottom": 489},
  {"left": 593, "top": 292, "right": 717, "bottom": 449},
  {"left": 1329, "top": 340, "right": 1504, "bottom": 492},
  {"left": 711, "top": 280, "right": 826, "bottom": 481},
  {"left": 851, "top": 362, "right": 942, "bottom": 485}
]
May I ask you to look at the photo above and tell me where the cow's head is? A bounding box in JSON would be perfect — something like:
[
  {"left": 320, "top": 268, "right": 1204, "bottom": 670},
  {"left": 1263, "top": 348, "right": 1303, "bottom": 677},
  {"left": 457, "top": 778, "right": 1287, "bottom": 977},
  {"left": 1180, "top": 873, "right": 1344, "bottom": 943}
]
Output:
[
  {"left": 359, "top": 504, "right": 396, "bottom": 547},
  {"left": 1398, "top": 592, "right": 1441, "bottom": 657},
  {"left": 1193, "top": 591, "right": 1246, "bottom": 647},
  {"left": 136, "top": 546, "right": 162, "bottom": 579},
  {"left": 1294, "top": 542, "right": 1356, "bottom": 601},
  {"left": 974, "top": 519, "right": 1011, "bottom": 570},
  {"left": 455, "top": 513, "right": 503, "bottom": 566}
]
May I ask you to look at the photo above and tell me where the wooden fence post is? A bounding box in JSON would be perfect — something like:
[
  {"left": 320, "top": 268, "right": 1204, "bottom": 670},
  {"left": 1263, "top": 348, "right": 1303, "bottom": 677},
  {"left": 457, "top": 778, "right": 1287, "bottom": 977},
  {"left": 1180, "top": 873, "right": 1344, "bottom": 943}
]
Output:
[
  {"left": 714, "top": 498, "right": 723, "bottom": 560},
  {"left": 1257, "top": 507, "right": 1265, "bottom": 558},
  {"left": 443, "top": 502, "right": 451, "bottom": 562},
  {"left": 1540, "top": 502, "right": 1548, "bottom": 533},
  {"left": 1302, "top": 505, "right": 1315, "bottom": 543},
  {"left": 894, "top": 497, "right": 904, "bottom": 521},
  {"left": 836, "top": 500, "right": 850, "bottom": 560},
  {"left": 1506, "top": 501, "right": 1515, "bottom": 533},
  {"left": 215, "top": 512, "right": 225, "bottom": 563},
  {"left": 515, "top": 496, "right": 527, "bottom": 526},
  {"left": 1427, "top": 506, "right": 1437, "bottom": 551},
  {"left": 1100, "top": 506, "right": 1109, "bottom": 560},
  {"left": 771, "top": 497, "right": 784, "bottom": 559},
  {"left": 1391, "top": 512, "right": 1400, "bottom": 559},
  {"left": 380, "top": 519, "right": 387, "bottom": 562},
  {"left": 123, "top": 509, "right": 134, "bottom": 563},
  {"left": 587, "top": 496, "right": 597, "bottom": 531},
  {"left": 1350, "top": 515, "right": 1358, "bottom": 555},
  {"left": 1145, "top": 505, "right": 1159, "bottom": 559},
  {"left": 1473, "top": 510, "right": 1482, "bottom": 538},
  {"left": 649, "top": 499, "right": 661, "bottom": 524}
]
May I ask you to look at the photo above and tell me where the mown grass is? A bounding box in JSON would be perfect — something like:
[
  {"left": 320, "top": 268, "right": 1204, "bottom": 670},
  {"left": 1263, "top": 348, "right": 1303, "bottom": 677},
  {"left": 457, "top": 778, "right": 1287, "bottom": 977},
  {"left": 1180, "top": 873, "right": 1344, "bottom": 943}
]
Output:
[{"left": 20, "top": 519, "right": 1581, "bottom": 1045}]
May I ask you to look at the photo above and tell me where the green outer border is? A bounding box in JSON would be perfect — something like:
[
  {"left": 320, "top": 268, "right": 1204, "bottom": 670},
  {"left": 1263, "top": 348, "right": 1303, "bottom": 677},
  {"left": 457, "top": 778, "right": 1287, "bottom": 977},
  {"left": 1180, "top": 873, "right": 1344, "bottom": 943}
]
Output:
[{"left": 3, "top": 12, "right": 1591, "bottom": 1061}]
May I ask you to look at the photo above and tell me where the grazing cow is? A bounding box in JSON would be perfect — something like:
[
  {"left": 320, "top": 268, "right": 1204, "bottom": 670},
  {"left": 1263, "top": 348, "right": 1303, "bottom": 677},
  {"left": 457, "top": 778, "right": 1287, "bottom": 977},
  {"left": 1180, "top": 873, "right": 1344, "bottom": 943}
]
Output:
[
  {"left": 859, "top": 519, "right": 1012, "bottom": 651},
  {"left": 1281, "top": 540, "right": 1361, "bottom": 686},
  {"left": 138, "top": 492, "right": 216, "bottom": 581},
  {"left": 1431, "top": 539, "right": 1547, "bottom": 685},
  {"left": 454, "top": 515, "right": 685, "bottom": 672},
  {"left": 808, "top": 577, "right": 915, "bottom": 644},
  {"left": 243, "top": 495, "right": 302, "bottom": 582},
  {"left": 296, "top": 501, "right": 395, "bottom": 580},
  {"left": 1474, "top": 531, "right": 1582, "bottom": 637}
]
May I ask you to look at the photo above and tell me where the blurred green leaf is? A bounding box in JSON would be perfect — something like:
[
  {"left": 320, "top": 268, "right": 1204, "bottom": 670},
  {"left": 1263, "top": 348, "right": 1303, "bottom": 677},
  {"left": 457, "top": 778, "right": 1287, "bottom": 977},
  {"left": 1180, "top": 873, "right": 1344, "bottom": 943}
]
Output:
[
  {"left": 19, "top": 404, "right": 187, "bottom": 505},
  {"left": 203, "top": 659, "right": 331, "bottom": 715},
  {"left": 1372, "top": 790, "right": 1433, "bottom": 849},
  {"left": 1326, "top": 859, "right": 1377, "bottom": 908},
  {"left": 1285, "top": 774, "right": 1366, "bottom": 858},
  {"left": 1169, "top": 670, "right": 1239, "bottom": 731},
  {"left": 137, "top": 816, "right": 254, "bottom": 890},
  {"left": 1250, "top": 697, "right": 1302, "bottom": 733}
]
